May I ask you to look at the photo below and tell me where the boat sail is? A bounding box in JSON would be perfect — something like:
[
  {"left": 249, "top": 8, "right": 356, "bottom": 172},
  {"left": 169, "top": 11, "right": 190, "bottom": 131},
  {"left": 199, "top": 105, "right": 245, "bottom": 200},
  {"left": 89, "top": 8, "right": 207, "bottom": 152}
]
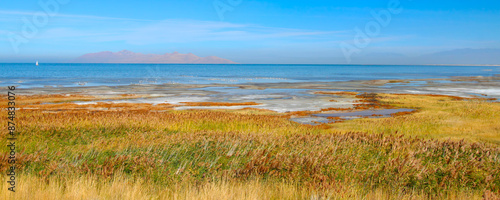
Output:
[{"left": 36, "top": 61, "right": 39, "bottom": 66}]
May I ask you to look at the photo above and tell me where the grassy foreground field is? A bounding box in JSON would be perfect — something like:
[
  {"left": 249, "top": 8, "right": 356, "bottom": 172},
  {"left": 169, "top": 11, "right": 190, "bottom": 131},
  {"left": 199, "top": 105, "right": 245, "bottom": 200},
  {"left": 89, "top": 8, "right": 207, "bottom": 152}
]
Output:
[{"left": 1, "top": 93, "right": 499, "bottom": 199}]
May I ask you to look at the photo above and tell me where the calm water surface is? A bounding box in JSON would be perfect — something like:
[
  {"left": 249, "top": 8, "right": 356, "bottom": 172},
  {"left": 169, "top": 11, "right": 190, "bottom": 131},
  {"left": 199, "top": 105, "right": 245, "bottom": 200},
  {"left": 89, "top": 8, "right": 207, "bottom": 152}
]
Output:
[{"left": 0, "top": 63, "right": 498, "bottom": 88}]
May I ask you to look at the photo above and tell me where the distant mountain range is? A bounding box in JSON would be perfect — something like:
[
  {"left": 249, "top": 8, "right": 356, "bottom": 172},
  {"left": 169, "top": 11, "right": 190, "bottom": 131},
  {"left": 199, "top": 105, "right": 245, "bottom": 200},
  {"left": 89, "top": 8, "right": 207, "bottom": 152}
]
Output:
[
  {"left": 73, "top": 50, "right": 236, "bottom": 64},
  {"left": 67, "top": 48, "right": 500, "bottom": 65},
  {"left": 417, "top": 48, "right": 500, "bottom": 65},
  {"left": 348, "top": 48, "right": 500, "bottom": 65}
]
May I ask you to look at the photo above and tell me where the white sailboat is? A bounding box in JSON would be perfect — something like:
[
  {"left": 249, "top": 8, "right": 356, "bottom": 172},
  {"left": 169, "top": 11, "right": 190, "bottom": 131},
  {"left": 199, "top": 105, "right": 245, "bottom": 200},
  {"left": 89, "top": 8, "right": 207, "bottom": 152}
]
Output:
[{"left": 36, "top": 61, "right": 39, "bottom": 66}]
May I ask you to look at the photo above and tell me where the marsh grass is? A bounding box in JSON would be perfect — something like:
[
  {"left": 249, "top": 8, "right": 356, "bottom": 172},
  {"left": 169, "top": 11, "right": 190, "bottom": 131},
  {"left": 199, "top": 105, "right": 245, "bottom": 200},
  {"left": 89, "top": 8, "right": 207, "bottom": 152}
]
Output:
[
  {"left": 0, "top": 94, "right": 149, "bottom": 106},
  {"left": 179, "top": 102, "right": 261, "bottom": 106},
  {"left": 329, "top": 93, "right": 500, "bottom": 144},
  {"left": 1, "top": 93, "right": 499, "bottom": 199},
  {"left": 2, "top": 174, "right": 489, "bottom": 200}
]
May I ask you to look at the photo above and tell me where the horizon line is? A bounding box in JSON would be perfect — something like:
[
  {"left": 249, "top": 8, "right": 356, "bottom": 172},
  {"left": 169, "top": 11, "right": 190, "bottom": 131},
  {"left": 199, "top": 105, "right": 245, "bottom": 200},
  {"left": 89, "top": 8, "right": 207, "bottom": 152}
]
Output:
[{"left": 1, "top": 63, "right": 500, "bottom": 66}]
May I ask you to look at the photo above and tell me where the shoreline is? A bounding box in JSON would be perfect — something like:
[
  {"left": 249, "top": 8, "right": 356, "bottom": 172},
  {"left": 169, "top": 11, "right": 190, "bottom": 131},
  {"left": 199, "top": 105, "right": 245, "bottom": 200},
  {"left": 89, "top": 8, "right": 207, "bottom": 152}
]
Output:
[
  {"left": 8, "top": 74, "right": 499, "bottom": 96},
  {"left": 5, "top": 75, "right": 499, "bottom": 118}
]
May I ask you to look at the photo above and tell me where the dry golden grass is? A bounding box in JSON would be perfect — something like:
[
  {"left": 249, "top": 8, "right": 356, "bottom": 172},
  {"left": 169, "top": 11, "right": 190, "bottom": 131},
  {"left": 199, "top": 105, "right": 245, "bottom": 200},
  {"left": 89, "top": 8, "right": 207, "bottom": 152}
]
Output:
[
  {"left": 320, "top": 107, "right": 352, "bottom": 112},
  {"left": 330, "top": 93, "right": 500, "bottom": 144},
  {"left": 179, "top": 102, "right": 261, "bottom": 107},
  {"left": 1, "top": 93, "right": 500, "bottom": 199},
  {"left": 19, "top": 102, "right": 175, "bottom": 111},
  {"left": 314, "top": 91, "right": 359, "bottom": 96},
  {"left": 1, "top": 175, "right": 488, "bottom": 200},
  {"left": 0, "top": 94, "right": 151, "bottom": 106},
  {"left": 391, "top": 93, "right": 497, "bottom": 101},
  {"left": 388, "top": 80, "right": 411, "bottom": 84}
]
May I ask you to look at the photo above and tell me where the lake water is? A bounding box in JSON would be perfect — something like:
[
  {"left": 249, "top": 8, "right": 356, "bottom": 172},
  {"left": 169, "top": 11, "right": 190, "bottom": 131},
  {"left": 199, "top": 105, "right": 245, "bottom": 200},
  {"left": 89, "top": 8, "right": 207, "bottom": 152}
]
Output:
[{"left": 0, "top": 63, "right": 499, "bottom": 88}]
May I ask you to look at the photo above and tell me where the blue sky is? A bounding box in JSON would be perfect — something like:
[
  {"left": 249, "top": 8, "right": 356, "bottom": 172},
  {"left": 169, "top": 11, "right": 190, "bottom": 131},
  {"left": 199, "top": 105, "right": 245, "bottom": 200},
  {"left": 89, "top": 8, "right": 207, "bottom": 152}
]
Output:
[{"left": 1, "top": 0, "right": 499, "bottom": 64}]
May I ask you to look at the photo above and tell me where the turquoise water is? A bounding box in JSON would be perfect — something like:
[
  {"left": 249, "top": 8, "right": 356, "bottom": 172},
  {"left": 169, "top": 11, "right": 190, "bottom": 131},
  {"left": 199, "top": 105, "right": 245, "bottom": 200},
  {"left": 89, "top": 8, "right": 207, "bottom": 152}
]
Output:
[{"left": 0, "top": 63, "right": 498, "bottom": 88}]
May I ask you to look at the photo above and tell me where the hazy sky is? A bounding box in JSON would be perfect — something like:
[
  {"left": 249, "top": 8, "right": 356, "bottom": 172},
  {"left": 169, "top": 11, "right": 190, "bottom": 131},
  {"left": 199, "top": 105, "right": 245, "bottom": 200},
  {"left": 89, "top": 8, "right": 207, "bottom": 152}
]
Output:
[{"left": 1, "top": 0, "right": 499, "bottom": 64}]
